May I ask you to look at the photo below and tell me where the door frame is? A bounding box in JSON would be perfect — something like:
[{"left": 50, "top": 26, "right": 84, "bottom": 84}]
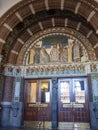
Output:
[
  {"left": 23, "top": 76, "right": 90, "bottom": 129},
  {"left": 57, "top": 76, "right": 90, "bottom": 128}
]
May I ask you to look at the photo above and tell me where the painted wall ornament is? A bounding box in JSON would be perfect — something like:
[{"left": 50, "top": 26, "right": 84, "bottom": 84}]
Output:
[
  {"left": 40, "top": 47, "right": 50, "bottom": 63},
  {"left": 16, "top": 67, "right": 21, "bottom": 76},
  {"left": 4, "top": 28, "right": 97, "bottom": 77},
  {"left": 27, "top": 35, "right": 88, "bottom": 65},
  {"left": 17, "top": 28, "right": 96, "bottom": 65},
  {"left": 90, "top": 63, "right": 97, "bottom": 72},
  {"left": 50, "top": 44, "right": 59, "bottom": 62},
  {"left": 8, "top": 66, "right": 13, "bottom": 75},
  {"left": 3, "top": 61, "right": 98, "bottom": 77}
]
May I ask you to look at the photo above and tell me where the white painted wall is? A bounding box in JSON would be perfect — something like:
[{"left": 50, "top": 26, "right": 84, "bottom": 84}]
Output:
[{"left": 0, "top": 0, "right": 21, "bottom": 17}]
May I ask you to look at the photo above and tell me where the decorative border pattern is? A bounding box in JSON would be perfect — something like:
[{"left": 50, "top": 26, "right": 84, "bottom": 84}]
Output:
[{"left": 4, "top": 61, "right": 98, "bottom": 78}]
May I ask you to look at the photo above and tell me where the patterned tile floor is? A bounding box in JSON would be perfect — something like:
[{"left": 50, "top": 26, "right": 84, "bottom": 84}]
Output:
[{"left": 0, "top": 127, "right": 91, "bottom": 130}]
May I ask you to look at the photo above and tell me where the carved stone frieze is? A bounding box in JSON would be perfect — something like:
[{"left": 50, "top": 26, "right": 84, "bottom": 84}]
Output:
[{"left": 3, "top": 61, "right": 98, "bottom": 78}]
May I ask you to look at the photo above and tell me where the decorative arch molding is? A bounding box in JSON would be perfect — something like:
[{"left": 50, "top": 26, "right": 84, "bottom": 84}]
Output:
[
  {"left": 0, "top": 0, "right": 98, "bottom": 29},
  {"left": 17, "top": 27, "right": 96, "bottom": 65},
  {"left": 0, "top": 0, "right": 98, "bottom": 65},
  {"left": 1, "top": 1, "right": 98, "bottom": 128}
]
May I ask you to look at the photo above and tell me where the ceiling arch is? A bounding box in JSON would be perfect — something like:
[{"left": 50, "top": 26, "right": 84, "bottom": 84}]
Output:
[{"left": 0, "top": 0, "right": 98, "bottom": 65}]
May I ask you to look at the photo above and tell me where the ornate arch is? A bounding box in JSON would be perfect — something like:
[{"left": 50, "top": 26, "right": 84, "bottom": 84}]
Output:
[{"left": 0, "top": 0, "right": 98, "bottom": 66}]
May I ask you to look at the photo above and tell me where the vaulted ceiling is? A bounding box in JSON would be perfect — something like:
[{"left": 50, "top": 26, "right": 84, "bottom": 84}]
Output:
[{"left": 0, "top": 0, "right": 98, "bottom": 65}]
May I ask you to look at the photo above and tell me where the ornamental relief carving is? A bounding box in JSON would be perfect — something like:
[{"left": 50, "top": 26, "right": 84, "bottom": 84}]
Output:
[{"left": 4, "top": 62, "right": 98, "bottom": 77}]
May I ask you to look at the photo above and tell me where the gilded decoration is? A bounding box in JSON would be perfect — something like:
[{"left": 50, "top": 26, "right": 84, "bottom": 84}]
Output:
[
  {"left": 5, "top": 27, "right": 97, "bottom": 78},
  {"left": 4, "top": 61, "right": 98, "bottom": 78},
  {"left": 26, "top": 35, "right": 87, "bottom": 65},
  {"left": 90, "top": 63, "right": 97, "bottom": 72},
  {"left": 2, "top": 9, "right": 90, "bottom": 65},
  {"left": 25, "top": 64, "right": 86, "bottom": 76},
  {"left": 17, "top": 27, "right": 96, "bottom": 65}
]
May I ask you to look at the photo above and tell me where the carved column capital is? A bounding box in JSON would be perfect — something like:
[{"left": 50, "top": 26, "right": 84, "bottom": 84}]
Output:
[{"left": 52, "top": 78, "right": 58, "bottom": 84}]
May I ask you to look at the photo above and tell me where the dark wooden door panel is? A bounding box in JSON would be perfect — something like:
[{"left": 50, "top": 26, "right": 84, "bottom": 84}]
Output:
[
  {"left": 24, "top": 77, "right": 90, "bottom": 124},
  {"left": 72, "top": 107, "right": 89, "bottom": 122},
  {"left": 58, "top": 78, "right": 90, "bottom": 123},
  {"left": 59, "top": 108, "right": 73, "bottom": 122},
  {"left": 24, "top": 105, "right": 51, "bottom": 121},
  {"left": 24, "top": 79, "right": 51, "bottom": 122}
]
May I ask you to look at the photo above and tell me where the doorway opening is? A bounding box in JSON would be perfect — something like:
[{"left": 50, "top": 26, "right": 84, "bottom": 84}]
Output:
[
  {"left": 58, "top": 78, "right": 90, "bottom": 129},
  {"left": 24, "top": 79, "right": 51, "bottom": 128},
  {"left": 24, "top": 77, "right": 90, "bottom": 129}
]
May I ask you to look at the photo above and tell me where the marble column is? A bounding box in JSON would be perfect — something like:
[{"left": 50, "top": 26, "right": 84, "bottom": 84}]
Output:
[
  {"left": 52, "top": 78, "right": 58, "bottom": 129},
  {"left": 1, "top": 76, "right": 14, "bottom": 127},
  {"left": 10, "top": 77, "right": 24, "bottom": 127},
  {"left": 89, "top": 102, "right": 98, "bottom": 130}
]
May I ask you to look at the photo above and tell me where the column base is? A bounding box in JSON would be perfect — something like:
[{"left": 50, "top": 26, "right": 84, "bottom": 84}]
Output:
[
  {"left": 10, "top": 102, "right": 23, "bottom": 127},
  {"left": 1, "top": 102, "right": 24, "bottom": 127},
  {"left": 1, "top": 102, "right": 11, "bottom": 127}
]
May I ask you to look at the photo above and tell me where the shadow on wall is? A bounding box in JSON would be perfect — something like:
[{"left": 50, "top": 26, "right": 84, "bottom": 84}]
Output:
[{"left": 0, "top": 104, "right": 2, "bottom": 126}]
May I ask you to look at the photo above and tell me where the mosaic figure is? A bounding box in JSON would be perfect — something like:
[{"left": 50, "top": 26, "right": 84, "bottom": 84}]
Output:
[
  {"left": 59, "top": 43, "right": 63, "bottom": 62},
  {"left": 39, "top": 67, "right": 44, "bottom": 75},
  {"left": 34, "top": 47, "right": 40, "bottom": 64},
  {"left": 63, "top": 65, "right": 67, "bottom": 73},
  {"left": 8, "top": 67, "right": 13, "bottom": 75},
  {"left": 31, "top": 68, "right": 35, "bottom": 75},
  {"left": 45, "top": 67, "right": 50, "bottom": 75},
  {"left": 81, "top": 48, "right": 88, "bottom": 62},
  {"left": 33, "top": 67, "right": 38, "bottom": 75},
  {"left": 74, "top": 65, "right": 79, "bottom": 73},
  {"left": 40, "top": 47, "right": 50, "bottom": 64},
  {"left": 68, "top": 65, "right": 74, "bottom": 74},
  {"left": 79, "top": 64, "right": 85, "bottom": 73},
  {"left": 58, "top": 66, "right": 63, "bottom": 74},
  {"left": 27, "top": 36, "right": 90, "bottom": 66},
  {"left": 29, "top": 48, "right": 35, "bottom": 64},
  {"left": 53, "top": 66, "right": 58, "bottom": 74},
  {"left": 50, "top": 44, "right": 59, "bottom": 62},
  {"left": 16, "top": 67, "right": 21, "bottom": 76},
  {"left": 43, "top": 67, "right": 46, "bottom": 74},
  {"left": 67, "top": 39, "right": 74, "bottom": 62},
  {"left": 90, "top": 63, "right": 97, "bottom": 72},
  {"left": 73, "top": 42, "right": 80, "bottom": 62},
  {"left": 26, "top": 67, "right": 31, "bottom": 75},
  {"left": 62, "top": 46, "right": 68, "bottom": 62}
]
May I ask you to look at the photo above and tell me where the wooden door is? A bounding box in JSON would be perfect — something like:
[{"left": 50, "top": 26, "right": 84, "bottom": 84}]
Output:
[
  {"left": 58, "top": 78, "right": 89, "bottom": 123},
  {"left": 24, "top": 79, "right": 51, "bottom": 122}
]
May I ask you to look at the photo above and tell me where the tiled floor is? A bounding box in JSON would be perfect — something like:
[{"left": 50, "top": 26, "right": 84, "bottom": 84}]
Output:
[{"left": 0, "top": 127, "right": 91, "bottom": 130}]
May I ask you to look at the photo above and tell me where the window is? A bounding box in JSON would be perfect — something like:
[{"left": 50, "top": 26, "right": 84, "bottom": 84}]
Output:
[
  {"left": 74, "top": 81, "right": 85, "bottom": 103},
  {"left": 41, "top": 81, "right": 50, "bottom": 103},
  {"left": 26, "top": 81, "right": 37, "bottom": 103},
  {"left": 60, "top": 81, "right": 70, "bottom": 103},
  {"left": 25, "top": 80, "right": 50, "bottom": 104}
]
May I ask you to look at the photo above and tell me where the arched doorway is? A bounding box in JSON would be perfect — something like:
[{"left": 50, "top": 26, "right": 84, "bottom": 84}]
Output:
[
  {"left": 1, "top": 28, "right": 98, "bottom": 129},
  {"left": 21, "top": 30, "right": 93, "bottom": 129},
  {"left": 24, "top": 77, "right": 90, "bottom": 129},
  {"left": 1, "top": 0, "right": 98, "bottom": 129},
  {"left": 58, "top": 77, "right": 89, "bottom": 128}
]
